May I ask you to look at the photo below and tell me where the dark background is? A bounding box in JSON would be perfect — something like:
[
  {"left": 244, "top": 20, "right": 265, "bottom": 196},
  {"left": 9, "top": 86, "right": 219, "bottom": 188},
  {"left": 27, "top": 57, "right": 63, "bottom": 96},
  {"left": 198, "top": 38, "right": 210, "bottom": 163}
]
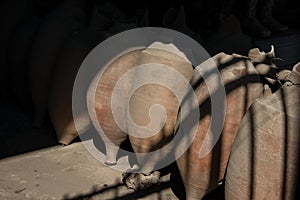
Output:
[{"left": 0, "top": 0, "right": 299, "bottom": 199}]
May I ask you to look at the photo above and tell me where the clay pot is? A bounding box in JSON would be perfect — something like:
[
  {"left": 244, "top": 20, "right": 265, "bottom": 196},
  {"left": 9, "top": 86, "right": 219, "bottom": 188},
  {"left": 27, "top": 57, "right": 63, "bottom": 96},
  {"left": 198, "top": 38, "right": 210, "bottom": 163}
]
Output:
[
  {"left": 48, "top": 6, "right": 110, "bottom": 145},
  {"left": 9, "top": 17, "right": 40, "bottom": 111},
  {"left": 87, "top": 42, "right": 193, "bottom": 168},
  {"left": 175, "top": 52, "right": 264, "bottom": 200},
  {"left": 28, "top": 0, "right": 87, "bottom": 128},
  {"left": 87, "top": 49, "right": 143, "bottom": 165},
  {"left": 225, "top": 63, "right": 300, "bottom": 200},
  {"left": 127, "top": 42, "right": 193, "bottom": 173},
  {"left": 0, "top": 0, "right": 34, "bottom": 99}
]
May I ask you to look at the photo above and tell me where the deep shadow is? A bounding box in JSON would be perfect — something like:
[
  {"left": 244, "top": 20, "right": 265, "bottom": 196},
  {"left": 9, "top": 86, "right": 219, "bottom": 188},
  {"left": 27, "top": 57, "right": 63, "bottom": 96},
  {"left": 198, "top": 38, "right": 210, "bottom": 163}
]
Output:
[
  {"left": 279, "top": 85, "right": 288, "bottom": 200},
  {"left": 249, "top": 104, "right": 255, "bottom": 200},
  {"left": 0, "top": 101, "right": 58, "bottom": 159},
  {"left": 0, "top": 1, "right": 299, "bottom": 200}
]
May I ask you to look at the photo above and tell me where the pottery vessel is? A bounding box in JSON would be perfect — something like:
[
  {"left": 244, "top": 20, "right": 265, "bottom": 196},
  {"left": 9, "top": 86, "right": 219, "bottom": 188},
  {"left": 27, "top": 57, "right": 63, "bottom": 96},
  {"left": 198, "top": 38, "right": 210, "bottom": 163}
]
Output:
[
  {"left": 28, "top": 0, "right": 86, "bottom": 128},
  {"left": 48, "top": 5, "right": 110, "bottom": 145},
  {"left": 126, "top": 42, "right": 193, "bottom": 173},
  {"left": 225, "top": 63, "right": 300, "bottom": 200},
  {"left": 175, "top": 52, "right": 264, "bottom": 200}
]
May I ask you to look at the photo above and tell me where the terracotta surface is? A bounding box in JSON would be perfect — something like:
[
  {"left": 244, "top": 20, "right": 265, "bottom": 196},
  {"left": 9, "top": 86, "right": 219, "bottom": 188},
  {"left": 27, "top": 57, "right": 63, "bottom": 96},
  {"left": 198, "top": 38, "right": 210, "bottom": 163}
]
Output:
[
  {"left": 87, "top": 49, "right": 143, "bottom": 165},
  {"left": 175, "top": 52, "right": 264, "bottom": 200},
  {"left": 225, "top": 63, "right": 300, "bottom": 200},
  {"left": 127, "top": 43, "right": 193, "bottom": 173}
]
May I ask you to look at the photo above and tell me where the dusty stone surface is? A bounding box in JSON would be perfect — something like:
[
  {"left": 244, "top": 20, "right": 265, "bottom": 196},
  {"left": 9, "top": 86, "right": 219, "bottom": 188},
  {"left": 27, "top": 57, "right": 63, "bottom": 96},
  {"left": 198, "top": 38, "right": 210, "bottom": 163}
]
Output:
[
  {"left": 0, "top": 142, "right": 178, "bottom": 200},
  {"left": 0, "top": 101, "right": 178, "bottom": 200}
]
